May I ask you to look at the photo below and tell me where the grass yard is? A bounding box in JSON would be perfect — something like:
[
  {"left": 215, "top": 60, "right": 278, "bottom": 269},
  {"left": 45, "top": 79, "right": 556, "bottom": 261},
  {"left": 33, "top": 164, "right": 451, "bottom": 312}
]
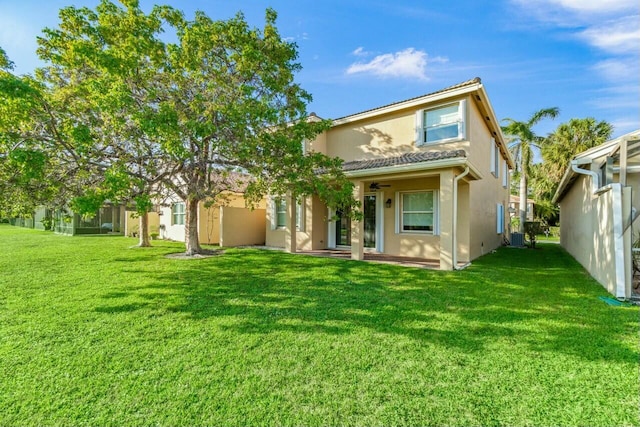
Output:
[{"left": 0, "top": 224, "right": 638, "bottom": 426}]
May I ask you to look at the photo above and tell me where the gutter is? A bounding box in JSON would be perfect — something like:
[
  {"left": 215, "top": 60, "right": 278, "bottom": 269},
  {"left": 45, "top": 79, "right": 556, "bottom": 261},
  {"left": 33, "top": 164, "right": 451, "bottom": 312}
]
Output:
[
  {"left": 345, "top": 157, "right": 482, "bottom": 180},
  {"left": 453, "top": 167, "right": 470, "bottom": 270}
]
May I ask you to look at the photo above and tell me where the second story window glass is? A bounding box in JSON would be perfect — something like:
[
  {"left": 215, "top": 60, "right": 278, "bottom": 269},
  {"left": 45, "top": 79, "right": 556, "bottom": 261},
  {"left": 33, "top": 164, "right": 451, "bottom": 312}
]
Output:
[{"left": 417, "top": 100, "right": 466, "bottom": 145}]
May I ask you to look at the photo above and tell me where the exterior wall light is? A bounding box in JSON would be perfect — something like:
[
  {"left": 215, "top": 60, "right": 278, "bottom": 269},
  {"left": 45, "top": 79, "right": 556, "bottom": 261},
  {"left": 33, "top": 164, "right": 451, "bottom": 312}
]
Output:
[{"left": 385, "top": 198, "right": 392, "bottom": 208}]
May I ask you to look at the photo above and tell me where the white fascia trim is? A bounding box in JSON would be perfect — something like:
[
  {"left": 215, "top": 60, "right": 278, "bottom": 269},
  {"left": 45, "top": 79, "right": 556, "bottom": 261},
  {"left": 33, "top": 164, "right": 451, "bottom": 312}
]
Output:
[
  {"left": 476, "top": 86, "right": 515, "bottom": 170},
  {"left": 344, "top": 158, "right": 482, "bottom": 180},
  {"left": 332, "top": 84, "right": 481, "bottom": 127}
]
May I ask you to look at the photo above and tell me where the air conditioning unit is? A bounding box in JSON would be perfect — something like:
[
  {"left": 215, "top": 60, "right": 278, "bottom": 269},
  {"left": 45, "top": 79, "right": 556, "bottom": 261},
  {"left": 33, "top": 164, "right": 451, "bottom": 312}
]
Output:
[{"left": 510, "top": 232, "right": 524, "bottom": 247}]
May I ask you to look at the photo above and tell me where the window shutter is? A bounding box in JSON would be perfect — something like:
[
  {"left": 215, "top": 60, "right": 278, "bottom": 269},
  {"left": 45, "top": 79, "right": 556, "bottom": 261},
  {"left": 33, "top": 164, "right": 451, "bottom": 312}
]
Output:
[
  {"left": 433, "top": 190, "right": 440, "bottom": 236},
  {"left": 415, "top": 110, "right": 424, "bottom": 145},
  {"left": 490, "top": 138, "right": 496, "bottom": 175},
  {"left": 497, "top": 203, "right": 504, "bottom": 234},
  {"left": 502, "top": 160, "right": 508, "bottom": 188}
]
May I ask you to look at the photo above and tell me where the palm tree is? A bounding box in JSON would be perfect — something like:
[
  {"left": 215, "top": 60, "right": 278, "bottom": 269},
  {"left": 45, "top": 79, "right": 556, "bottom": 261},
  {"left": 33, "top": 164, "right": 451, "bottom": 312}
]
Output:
[
  {"left": 502, "top": 107, "right": 559, "bottom": 232},
  {"left": 541, "top": 117, "right": 613, "bottom": 183}
]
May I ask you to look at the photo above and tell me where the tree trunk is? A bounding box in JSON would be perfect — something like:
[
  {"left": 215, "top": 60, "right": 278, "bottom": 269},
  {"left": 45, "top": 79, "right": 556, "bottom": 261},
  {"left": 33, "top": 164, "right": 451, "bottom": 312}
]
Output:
[
  {"left": 138, "top": 212, "right": 151, "bottom": 247},
  {"left": 184, "top": 198, "right": 202, "bottom": 255},
  {"left": 519, "top": 170, "right": 527, "bottom": 233}
]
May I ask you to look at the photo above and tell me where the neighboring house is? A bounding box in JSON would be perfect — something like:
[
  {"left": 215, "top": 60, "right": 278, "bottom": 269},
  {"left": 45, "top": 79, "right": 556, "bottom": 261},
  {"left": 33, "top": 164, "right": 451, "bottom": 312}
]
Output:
[
  {"left": 509, "top": 195, "right": 534, "bottom": 221},
  {"left": 10, "top": 204, "right": 126, "bottom": 235},
  {"left": 51, "top": 203, "right": 126, "bottom": 235},
  {"left": 123, "top": 211, "right": 161, "bottom": 238},
  {"left": 158, "top": 192, "right": 267, "bottom": 247},
  {"left": 266, "top": 77, "right": 514, "bottom": 270},
  {"left": 553, "top": 130, "right": 640, "bottom": 299}
]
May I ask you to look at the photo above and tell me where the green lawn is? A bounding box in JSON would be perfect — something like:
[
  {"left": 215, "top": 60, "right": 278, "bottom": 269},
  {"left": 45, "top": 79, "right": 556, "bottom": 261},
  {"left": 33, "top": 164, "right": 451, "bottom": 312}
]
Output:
[{"left": 0, "top": 225, "right": 637, "bottom": 426}]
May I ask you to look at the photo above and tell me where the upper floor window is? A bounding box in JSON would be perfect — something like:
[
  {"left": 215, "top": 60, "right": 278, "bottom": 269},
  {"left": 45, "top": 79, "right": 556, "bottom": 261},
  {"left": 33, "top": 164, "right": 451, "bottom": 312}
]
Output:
[
  {"left": 416, "top": 100, "right": 466, "bottom": 145},
  {"left": 171, "top": 202, "right": 185, "bottom": 226}
]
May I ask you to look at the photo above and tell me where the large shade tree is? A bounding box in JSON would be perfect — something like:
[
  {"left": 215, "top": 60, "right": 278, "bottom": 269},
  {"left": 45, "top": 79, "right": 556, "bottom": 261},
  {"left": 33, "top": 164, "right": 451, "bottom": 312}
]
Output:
[
  {"left": 34, "top": 0, "right": 356, "bottom": 255},
  {"left": 34, "top": 1, "right": 186, "bottom": 246},
  {"left": 0, "top": 47, "right": 106, "bottom": 224},
  {"left": 502, "top": 107, "right": 559, "bottom": 231}
]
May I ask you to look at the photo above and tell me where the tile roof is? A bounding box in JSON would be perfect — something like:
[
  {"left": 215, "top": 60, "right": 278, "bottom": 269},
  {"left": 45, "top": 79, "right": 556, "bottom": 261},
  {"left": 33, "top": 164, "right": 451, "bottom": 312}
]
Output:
[
  {"left": 341, "top": 150, "right": 467, "bottom": 172},
  {"left": 333, "top": 77, "right": 481, "bottom": 122}
]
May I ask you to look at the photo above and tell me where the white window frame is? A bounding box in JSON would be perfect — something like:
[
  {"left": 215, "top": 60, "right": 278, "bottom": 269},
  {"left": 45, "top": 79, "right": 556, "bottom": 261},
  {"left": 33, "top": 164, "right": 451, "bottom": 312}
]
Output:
[
  {"left": 395, "top": 190, "right": 439, "bottom": 235},
  {"left": 271, "top": 196, "right": 304, "bottom": 231},
  {"left": 171, "top": 202, "right": 185, "bottom": 226},
  {"left": 274, "top": 198, "right": 287, "bottom": 229},
  {"left": 497, "top": 203, "right": 504, "bottom": 234},
  {"left": 415, "top": 100, "right": 466, "bottom": 146}
]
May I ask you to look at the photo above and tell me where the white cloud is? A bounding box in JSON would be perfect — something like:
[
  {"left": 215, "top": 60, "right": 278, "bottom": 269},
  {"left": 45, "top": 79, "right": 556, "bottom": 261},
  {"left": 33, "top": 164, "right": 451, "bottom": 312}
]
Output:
[
  {"left": 545, "top": 0, "right": 637, "bottom": 14},
  {"left": 592, "top": 58, "right": 640, "bottom": 82},
  {"left": 579, "top": 15, "right": 640, "bottom": 54},
  {"left": 346, "top": 48, "right": 446, "bottom": 80},
  {"left": 352, "top": 47, "right": 369, "bottom": 56},
  {"left": 511, "top": 0, "right": 637, "bottom": 24}
]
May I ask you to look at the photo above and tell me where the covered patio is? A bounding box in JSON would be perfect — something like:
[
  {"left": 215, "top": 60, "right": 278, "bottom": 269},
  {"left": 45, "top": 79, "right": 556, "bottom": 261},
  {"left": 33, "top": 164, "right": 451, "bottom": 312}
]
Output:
[{"left": 293, "top": 248, "right": 472, "bottom": 270}]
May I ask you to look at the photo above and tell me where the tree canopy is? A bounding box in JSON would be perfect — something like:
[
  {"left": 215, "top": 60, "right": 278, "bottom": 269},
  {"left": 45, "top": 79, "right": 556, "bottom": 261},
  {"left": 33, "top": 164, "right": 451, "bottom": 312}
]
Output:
[{"left": 1, "top": 1, "right": 356, "bottom": 253}]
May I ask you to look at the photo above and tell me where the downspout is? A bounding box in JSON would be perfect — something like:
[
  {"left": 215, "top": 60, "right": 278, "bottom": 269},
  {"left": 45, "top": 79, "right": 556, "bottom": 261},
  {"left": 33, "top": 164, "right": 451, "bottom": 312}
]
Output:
[
  {"left": 453, "top": 167, "right": 470, "bottom": 270},
  {"left": 570, "top": 159, "right": 627, "bottom": 298},
  {"left": 571, "top": 158, "right": 599, "bottom": 194}
]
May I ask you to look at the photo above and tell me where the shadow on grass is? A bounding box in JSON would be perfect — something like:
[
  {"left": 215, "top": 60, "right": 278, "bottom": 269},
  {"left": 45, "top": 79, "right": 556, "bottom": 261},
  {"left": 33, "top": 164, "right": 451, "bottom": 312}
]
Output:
[{"left": 96, "top": 244, "right": 638, "bottom": 363}]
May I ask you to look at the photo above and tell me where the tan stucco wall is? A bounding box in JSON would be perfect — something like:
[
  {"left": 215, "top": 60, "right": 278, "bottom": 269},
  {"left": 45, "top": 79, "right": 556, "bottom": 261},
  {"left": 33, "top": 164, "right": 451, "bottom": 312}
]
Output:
[
  {"left": 159, "top": 193, "right": 266, "bottom": 244},
  {"left": 465, "top": 99, "right": 510, "bottom": 259},
  {"left": 318, "top": 96, "right": 470, "bottom": 163},
  {"left": 124, "top": 211, "right": 160, "bottom": 237},
  {"left": 380, "top": 176, "right": 442, "bottom": 260},
  {"left": 220, "top": 207, "right": 266, "bottom": 246},
  {"left": 560, "top": 172, "right": 633, "bottom": 297},
  {"left": 265, "top": 196, "right": 323, "bottom": 250},
  {"left": 560, "top": 175, "right": 617, "bottom": 293},
  {"left": 198, "top": 203, "right": 220, "bottom": 244}
]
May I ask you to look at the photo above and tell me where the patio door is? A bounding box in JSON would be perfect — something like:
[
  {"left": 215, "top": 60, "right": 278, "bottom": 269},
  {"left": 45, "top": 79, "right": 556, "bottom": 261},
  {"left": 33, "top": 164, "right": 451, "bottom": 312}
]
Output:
[
  {"left": 335, "top": 208, "right": 351, "bottom": 246},
  {"left": 328, "top": 193, "right": 383, "bottom": 251},
  {"left": 364, "top": 194, "right": 376, "bottom": 248}
]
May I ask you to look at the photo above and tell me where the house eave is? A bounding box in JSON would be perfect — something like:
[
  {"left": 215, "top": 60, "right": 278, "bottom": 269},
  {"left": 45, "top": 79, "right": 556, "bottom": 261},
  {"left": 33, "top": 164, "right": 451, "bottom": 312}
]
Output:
[
  {"left": 344, "top": 157, "right": 483, "bottom": 180},
  {"left": 332, "top": 83, "right": 481, "bottom": 127}
]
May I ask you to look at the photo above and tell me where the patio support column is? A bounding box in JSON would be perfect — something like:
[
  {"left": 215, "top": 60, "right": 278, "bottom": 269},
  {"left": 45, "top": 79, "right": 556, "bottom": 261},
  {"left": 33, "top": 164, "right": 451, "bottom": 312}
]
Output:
[
  {"left": 351, "top": 180, "right": 365, "bottom": 260},
  {"left": 439, "top": 170, "right": 454, "bottom": 270},
  {"left": 284, "top": 191, "right": 297, "bottom": 253}
]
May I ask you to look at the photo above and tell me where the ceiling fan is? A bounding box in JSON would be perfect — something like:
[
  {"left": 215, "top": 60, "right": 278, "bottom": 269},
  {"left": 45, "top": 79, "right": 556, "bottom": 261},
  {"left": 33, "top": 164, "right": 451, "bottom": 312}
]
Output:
[{"left": 369, "top": 182, "right": 391, "bottom": 190}]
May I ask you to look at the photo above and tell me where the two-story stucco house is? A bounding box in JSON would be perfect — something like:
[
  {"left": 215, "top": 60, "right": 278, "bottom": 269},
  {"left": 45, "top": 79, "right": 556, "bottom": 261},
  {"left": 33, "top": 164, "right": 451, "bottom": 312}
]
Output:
[{"left": 265, "top": 77, "right": 514, "bottom": 270}]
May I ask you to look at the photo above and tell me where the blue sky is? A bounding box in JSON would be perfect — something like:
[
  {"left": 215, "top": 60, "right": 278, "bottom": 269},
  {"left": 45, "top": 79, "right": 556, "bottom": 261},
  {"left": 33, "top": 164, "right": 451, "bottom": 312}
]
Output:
[{"left": 1, "top": 0, "right": 638, "bottom": 138}]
